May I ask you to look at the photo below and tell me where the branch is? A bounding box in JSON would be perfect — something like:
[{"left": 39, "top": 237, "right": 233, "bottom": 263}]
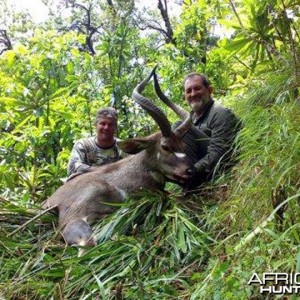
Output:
[
  {"left": 147, "top": 23, "right": 169, "bottom": 36},
  {"left": 0, "top": 29, "right": 13, "bottom": 54},
  {"left": 62, "top": 1, "right": 103, "bottom": 55},
  {"left": 136, "top": 1, "right": 176, "bottom": 45},
  {"left": 280, "top": 0, "right": 299, "bottom": 78},
  {"left": 7, "top": 206, "right": 57, "bottom": 237},
  {"left": 106, "top": 0, "right": 116, "bottom": 15},
  {"left": 157, "top": 0, "right": 176, "bottom": 44},
  {"left": 73, "top": 2, "right": 89, "bottom": 13}
]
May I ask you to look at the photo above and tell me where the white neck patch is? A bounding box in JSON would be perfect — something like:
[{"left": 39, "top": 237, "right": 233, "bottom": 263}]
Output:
[{"left": 174, "top": 152, "right": 186, "bottom": 158}]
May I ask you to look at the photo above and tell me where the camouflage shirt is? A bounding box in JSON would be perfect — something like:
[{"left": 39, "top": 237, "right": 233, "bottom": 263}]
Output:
[{"left": 67, "top": 137, "right": 124, "bottom": 176}]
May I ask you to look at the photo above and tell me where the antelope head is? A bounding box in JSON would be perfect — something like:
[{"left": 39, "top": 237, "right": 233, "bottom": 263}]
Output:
[{"left": 128, "top": 66, "right": 193, "bottom": 184}]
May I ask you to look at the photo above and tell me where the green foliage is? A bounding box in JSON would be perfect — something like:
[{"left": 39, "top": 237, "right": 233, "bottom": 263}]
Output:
[
  {"left": 0, "top": 30, "right": 94, "bottom": 200},
  {"left": 195, "top": 59, "right": 300, "bottom": 298},
  {"left": 0, "top": 191, "right": 212, "bottom": 299},
  {"left": 217, "top": 63, "right": 300, "bottom": 234}
]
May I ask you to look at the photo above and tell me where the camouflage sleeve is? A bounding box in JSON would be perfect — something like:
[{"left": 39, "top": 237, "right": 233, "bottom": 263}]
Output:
[
  {"left": 119, "top": 148, "right": 127, "bottom": 159},
  {"left": 115, "top": 138, "right": 127, "bottom": 159},
  {"left": 67, "top": 140, "right": 92, "bottom": 176}
]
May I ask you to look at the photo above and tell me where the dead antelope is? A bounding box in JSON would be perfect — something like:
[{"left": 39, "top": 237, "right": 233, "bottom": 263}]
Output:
[{"left": 43, "top": 67, "right": 193, "bottom": 247}]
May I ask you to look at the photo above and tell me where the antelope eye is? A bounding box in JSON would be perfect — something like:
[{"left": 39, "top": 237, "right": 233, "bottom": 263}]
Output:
[{"left": 161, "top": 144, "right": 170, "bottom": 152}]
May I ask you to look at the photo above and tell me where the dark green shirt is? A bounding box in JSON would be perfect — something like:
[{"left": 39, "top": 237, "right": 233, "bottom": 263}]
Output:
[{"left": 191, "top": 100, "right": 241, "bottom": 176}]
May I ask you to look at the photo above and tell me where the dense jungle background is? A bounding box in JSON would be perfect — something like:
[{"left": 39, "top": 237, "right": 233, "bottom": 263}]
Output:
[{"left": 0, "top": 0, "right": 300, "bottom": 299}]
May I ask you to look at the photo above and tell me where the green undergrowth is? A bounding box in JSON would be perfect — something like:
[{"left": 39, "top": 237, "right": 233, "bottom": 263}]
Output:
[
  {"left": 2, "top": 97, "right": 300, "bottom": 299},
  {"left": 1, "top": 67, "right": 300, "bottom": 299},
  {"left": 0, "top": 191, "right": 214, "bottom": 299},
  {"left": 196, "top": 68, "right": 300, "bottom": 298}
]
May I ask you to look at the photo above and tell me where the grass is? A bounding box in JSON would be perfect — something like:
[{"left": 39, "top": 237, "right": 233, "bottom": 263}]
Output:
[
  {"left": 2, "top": 100, "right": 300, "bottom": 298},
  {"left": 1, "top": 61, "right": 300, "bottom": 299},
  {"left": 0, "top": 190, "right": 214, "bottom": 299}
]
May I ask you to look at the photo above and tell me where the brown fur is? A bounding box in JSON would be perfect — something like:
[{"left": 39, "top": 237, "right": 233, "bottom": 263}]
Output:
[
  {"left": 44, "top": 67, "right": 193, "bottom": 248},
  {"left": 43, "top": 132, "right": 192, "bottom": 247}
]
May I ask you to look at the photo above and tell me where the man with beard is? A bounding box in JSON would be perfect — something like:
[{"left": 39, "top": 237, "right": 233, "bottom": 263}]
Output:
[
  {"left": 178, "top": 73, "right": 241, "bottom": 192},
  {"left": 67, "top": 107, "right": 124, "bottom": 179}
]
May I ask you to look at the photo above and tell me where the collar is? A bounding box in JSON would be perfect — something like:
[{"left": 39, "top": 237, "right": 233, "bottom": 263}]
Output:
[{"left": 95, "top": 137, "right": 117, "bottom": 150}]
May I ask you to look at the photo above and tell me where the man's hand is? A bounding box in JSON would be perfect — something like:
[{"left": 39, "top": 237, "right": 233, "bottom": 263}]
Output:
[
  {"left": 66, "top": 165, "right": 98, "bottom": 182},
  {"left": 77, "top": 165, "right": 92, "bottom": 173},
  {"left": 187, "top": 165, "right": 197, "bottom": 178}
]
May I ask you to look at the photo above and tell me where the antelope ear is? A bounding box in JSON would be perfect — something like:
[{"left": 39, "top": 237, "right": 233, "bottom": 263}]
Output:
[{"left": 117, "top": 138, "right": 155, "bottom": 154}]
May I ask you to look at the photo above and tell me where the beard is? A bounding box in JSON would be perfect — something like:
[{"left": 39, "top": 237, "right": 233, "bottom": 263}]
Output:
[
  {"left": 189, "top": 96, "right": 211, "bottom": 113},
  {"left": 190, "top": 101, "right": 205, "bottom": 112}
]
